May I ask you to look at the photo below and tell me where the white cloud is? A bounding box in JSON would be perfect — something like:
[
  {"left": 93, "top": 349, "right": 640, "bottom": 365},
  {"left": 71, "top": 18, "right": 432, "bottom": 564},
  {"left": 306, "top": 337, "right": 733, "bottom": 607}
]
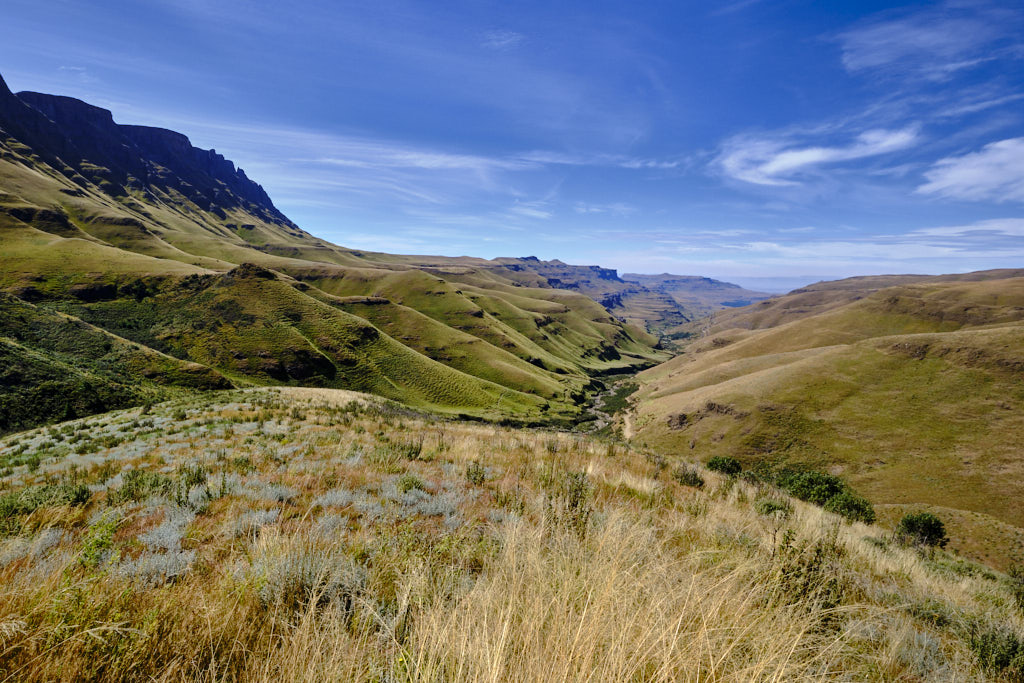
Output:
[
  {"left": 482, "top": 30, "right": 524, "bottom": 50},
  {"left": 917, "top": 138, "right": 1024, "bottom": 203},
  {"left": 573, "top": 202, "right": 637, "bottom": 216},
  {"left": 910, "top": 217, "right": 1024, "bottom": 238},
  {"left": 937, "top": 92, "right": 1024, "bottom": 119},
  {"left": 717, "top": 126, "right": 919, "bottom": 186},
  {"left": 837, "top": 4, "right": 1021, "bottom": 80},
  {"left": 518, "top": 150, "right": 682, "bottom": 170},
  {"left": 508, "top": 202, "right": 553, "bottom": 220}
]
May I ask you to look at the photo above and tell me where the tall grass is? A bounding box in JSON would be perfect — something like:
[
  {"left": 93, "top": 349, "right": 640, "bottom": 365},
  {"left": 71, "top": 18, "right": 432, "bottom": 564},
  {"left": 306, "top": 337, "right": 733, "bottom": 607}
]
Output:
[{"left": 0, "top": 389, "right": 1020, "bottom": 681}]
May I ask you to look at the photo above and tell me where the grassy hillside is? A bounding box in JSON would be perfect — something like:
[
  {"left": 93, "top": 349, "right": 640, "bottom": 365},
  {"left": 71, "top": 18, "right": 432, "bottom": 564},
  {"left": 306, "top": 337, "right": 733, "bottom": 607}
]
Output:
[
  {"left": 0, "top": 388, "right": 1022, "bottom": 680},
  {"left": 42, "top": 264, "right": 554, "bottom": 420},
  {"left": 695, "top": 269, "right": 1024, "bottom": 335},
  {"left": 630, "top": 274, "right": 1024, "bottom": 570},
  {"left": 0, "top": 293, "right": 229, "bottom": 435},
  {"left": 0, "top": 75, "right": 671, "bottom": 431}
]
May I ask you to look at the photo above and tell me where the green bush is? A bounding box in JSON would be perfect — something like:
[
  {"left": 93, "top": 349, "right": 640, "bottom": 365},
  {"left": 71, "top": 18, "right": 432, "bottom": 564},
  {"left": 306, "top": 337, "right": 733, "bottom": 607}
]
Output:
[
  {"left": 772, "top": 529, "right": 846, "bottom": 617},
  {"left": 967, "top": 621, "right": 1024, "bottom": 679},
  {"left": 545, "top": 471, "right": 592, "bottom": 540},
  {"left": 1009, "top": 565, "right": 1024, "bottom": 612},
  {"left": 777, "top": 469, "right": 845, "bottom": 506},
  {"left": 78, "top": 510, "right": 120, "bottom": 568},
  {"left": 108, "top": 468, "right": 172, "bottom": 505},
  {"left": 672, "top": 464, "right": 705, "bottom": 489},
  {"left": 706, "top": 456, "right": 741, "bottom": 476},
  {"left": 0, "top": 481, "right": 91, "bottom": 519},
  {"left": 895, "top": 512, "right": 948, "bottom": 549},
  {"left": 1, "top": 481, "right": 91, "bottom": 535},
  {"left": 823, "top": 491, "right": 876, "bottom": 524}
]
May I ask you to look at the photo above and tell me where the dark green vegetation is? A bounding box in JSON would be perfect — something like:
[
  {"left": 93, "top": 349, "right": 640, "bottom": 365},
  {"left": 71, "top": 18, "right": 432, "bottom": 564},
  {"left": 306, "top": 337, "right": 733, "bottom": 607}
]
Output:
[
  {"left": 897, "top": 512, "right": 950, "bottom": 549},
  {"left": 632, "top": 270, "right": 1024, "bottom": 569},
  {"left": 702, "top": 456, "right": 875, "bottom": 524},
  {"left": 0, "top": 292, "right": 228, "bottom": 433},
  {"left": 706, "top": 455, "right": 741, "bottom": 475}
]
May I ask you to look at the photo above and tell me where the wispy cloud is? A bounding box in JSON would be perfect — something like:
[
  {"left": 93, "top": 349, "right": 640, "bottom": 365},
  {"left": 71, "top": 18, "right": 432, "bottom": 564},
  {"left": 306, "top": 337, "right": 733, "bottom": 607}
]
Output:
[
  {"left": 936, "top": 92, "right": 1024, "bottom": 119},
  {"left": 917, "top": 137, "right": 1024, "bottom": 203},
  {"left": 710, "top": 0, "right": 765, "bottom": 17},
  {"left": 518, "top": 150, "right": 683, "bottom": 170},
  {"left": 56, "top": 65, "right": 98, "bottom": 85},
  {"left": 596, "top": 218, "right": 1024, "bottom": 283},
  {"left": 837, "top": 2, "right": 1023, "bottom": 80},
  {"left": 573, "top": 202, "right": 637, "bottom": 216},
  {"left": 910, "top": 217, "right": 1024, "bottom": 238},
  {"left": 481, "top": 30, "right": 524, "bottom": 50},
  {"left": 716, "top": 126, "right": 919, "bottom": 186}
]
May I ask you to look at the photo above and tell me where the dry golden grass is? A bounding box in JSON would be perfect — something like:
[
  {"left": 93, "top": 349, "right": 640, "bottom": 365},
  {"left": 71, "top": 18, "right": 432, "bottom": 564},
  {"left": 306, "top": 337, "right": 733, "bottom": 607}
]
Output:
[
  {"left": 0, "top": 389, "right": 1021, "bottom": 681},
  {"left": 630, "top": 277, "right": 1024, "bottom": 569}
]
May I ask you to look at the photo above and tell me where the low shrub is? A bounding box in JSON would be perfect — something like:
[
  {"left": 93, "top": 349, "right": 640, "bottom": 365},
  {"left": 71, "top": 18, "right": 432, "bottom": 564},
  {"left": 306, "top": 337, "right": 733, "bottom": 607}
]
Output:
[
  {"left": 465, "top": 460, "right": 486, "bottom": 485},
  {"left": 78, "top": 510, "right": 121, "bottom": 568},
  {"left": 545, "top": 471, "right": 592, "bottom": 540},
  {"left": 108, "top": 468, "right": 173, "bottom": 505},
  {"left": 397, "top": 473, "right": 425, "bottom": 494},
  {"left": 771, "top": 529, "right": 847, "bottom": 618},
  {"left": 966, "top": 621, "right": 1024, "bottom": 679},
  {"left": 776, "top": 469, "right": 845, "bottom": 506},
  {"left": 895, "top": 512, "right": 949, "bottom": 549},
  {"left": 706, "top": 456, "right": 741, "bottom": 476},
  {"left": 1009, "top": 565, "right": 1024, "bottom": 612},
  {"left": 671, "top": 464, "right": 705, "bottom": 489},
  {"left": 0, "top": 481, "right": 91, "bottom": 534},
  {"left": 823, "top": 491, "right": 876, "bottom": 524},
  {"left": 774, "top": 468, "right": 875, "bottom": 524},
  {"left": 254, "top": 546, "right": 366, "bottom": 613}
]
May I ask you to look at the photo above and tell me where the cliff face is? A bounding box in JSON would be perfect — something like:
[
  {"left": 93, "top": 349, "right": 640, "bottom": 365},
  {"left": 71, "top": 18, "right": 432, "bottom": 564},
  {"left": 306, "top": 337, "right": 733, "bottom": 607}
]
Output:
[{"left": 4, "top": 85, "right": 290, "bottom": 226}]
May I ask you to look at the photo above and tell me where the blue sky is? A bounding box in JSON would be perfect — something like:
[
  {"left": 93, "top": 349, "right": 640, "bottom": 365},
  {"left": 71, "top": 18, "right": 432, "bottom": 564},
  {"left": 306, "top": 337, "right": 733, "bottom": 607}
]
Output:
[{"left": 3, "top": 0, "right": 1023, "bottom": 290}]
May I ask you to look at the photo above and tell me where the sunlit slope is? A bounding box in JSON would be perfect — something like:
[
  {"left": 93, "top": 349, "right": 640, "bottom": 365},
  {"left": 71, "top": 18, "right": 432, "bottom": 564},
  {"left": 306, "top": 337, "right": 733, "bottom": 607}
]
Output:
[
  {"left": 631, "top": 274, "right": 1024, "bottom": 567},
  {"left": 0, "top": 293, "right": 229, "bottom": 434},
  {"left": 292, "top": 266, "right": 664, "bottom": 377},
  {"left": 1, "top": 388, "right": 1022, "bottom": 679},
  {"left": 695, "top": 269, "right": 1024, "bottom": 335},
  {"left": 0, "top": 74, "right": 666, "bottom": 426},
  {"left": 47, "top": 264, "right": 547, "bottom": 418}
]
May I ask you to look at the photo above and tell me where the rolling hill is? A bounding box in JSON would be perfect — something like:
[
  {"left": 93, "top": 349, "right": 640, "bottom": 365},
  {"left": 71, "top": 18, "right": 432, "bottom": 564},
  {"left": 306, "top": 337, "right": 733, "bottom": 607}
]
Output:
[
  {"left": 0, "top": 72, "right": 701, "bottom": 431},
  {"left": 627, "top": 271, "right": 1024, "bottom": 568}
]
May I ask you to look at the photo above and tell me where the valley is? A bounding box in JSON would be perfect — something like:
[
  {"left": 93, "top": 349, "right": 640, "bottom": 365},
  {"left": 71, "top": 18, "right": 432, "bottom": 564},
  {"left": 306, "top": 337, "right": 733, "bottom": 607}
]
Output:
[{"left": 1, "top": 73, "right": 1024, "bottom": 681}]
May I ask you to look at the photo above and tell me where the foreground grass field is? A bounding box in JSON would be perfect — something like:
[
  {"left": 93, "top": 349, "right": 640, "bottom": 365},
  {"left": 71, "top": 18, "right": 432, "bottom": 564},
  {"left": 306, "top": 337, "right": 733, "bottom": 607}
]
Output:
[{"left": 1, "top": 388, "right": 1022, "bottom": 681}]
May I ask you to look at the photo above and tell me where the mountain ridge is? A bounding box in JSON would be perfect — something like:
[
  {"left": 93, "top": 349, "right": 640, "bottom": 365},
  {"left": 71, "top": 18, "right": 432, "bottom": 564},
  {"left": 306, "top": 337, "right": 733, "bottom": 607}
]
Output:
[{"left": 0, "top": 75, "right": 696, "bottom": 431}]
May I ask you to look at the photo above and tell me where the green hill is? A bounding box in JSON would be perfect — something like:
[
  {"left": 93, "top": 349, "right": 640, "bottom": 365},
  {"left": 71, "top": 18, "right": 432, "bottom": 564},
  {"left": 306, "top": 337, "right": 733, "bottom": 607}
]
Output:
[
  {"left": 0, "top": 73, "right": 674, "bottom": 431},
  {"left": 629, "top": 272, "right": 1024, "bottom": 569}
]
